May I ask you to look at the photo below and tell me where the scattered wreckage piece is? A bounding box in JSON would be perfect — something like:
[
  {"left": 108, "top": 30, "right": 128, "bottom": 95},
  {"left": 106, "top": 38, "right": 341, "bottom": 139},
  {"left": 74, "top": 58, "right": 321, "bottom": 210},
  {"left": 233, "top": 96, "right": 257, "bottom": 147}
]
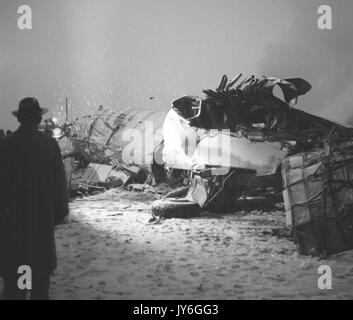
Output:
[
  {"left": 63, "top": 157, "right": 75, "bottom": 195},
  {"left": 152, "top": 198, "right": 201, "bottom": 219},
  {"left": 151, "top": 168, "right": 256, "bottom": 217},
  {"left": 81, "top": 163, "right": 117, "bottom": 185},
  {"left": 151, "top": 175, "right": 207, "bottom": 218},
  {"left": 58, "top": 135, "right": 76, "bottom": 195},
  {"left": 282, "top": 141, "right": 353, "bottom": 256},
  {"left": 71, "top": 162, "right": 147, "bottom": 195},
  {"left": 184, "top": 168, "right": 257, "bottom": 213},
  {"left": 128, "top": 183, "right": 156, "bottom": 193}
]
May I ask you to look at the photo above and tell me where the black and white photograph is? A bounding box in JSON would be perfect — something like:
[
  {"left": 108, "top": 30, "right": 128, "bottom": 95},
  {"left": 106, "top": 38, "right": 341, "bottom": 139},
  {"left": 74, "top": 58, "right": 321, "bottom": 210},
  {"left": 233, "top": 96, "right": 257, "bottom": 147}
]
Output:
[{"left": 0, "top": 0, "right": 353, "bottom": 304}]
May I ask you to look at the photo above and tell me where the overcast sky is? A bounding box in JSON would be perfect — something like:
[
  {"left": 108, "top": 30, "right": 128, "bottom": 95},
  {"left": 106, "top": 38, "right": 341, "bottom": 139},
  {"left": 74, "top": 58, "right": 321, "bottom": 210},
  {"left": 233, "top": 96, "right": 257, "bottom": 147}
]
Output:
[{"left": 0, "top": 0, "right": 352, "bottom": 130}]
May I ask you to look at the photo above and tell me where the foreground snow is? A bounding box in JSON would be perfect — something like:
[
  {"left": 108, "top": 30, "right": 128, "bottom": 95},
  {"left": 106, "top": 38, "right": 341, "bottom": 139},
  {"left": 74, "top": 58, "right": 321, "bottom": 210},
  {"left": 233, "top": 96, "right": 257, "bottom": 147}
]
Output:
[{"left": 1, "top": 189, "right": 353, "bottom": 300}]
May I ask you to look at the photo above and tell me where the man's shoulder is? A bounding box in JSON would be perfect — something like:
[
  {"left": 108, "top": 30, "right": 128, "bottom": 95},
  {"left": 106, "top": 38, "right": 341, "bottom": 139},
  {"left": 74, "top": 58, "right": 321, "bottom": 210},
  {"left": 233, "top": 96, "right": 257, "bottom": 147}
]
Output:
[
  {"left": 35, "top": 130, "right": 55, "bottom": 141},
  {"left": 7, "top": 130, "right": 58, "bottom": 148},
  {"left": 34, "top": 131, "right": 60, "bottom": 148},
  {"left": 1, "top": 130, "right": 60, "bottom": 154}
]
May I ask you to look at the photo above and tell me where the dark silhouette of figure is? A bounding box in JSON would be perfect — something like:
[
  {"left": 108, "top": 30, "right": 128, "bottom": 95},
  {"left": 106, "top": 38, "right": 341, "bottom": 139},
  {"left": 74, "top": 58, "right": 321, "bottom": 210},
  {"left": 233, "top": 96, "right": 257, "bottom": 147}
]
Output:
[
  {"left": 0, "top": 98, "right": 69, "bottom": 300},
  {"left": 0, "top": 129, "right": 5, "bottom": 139}
]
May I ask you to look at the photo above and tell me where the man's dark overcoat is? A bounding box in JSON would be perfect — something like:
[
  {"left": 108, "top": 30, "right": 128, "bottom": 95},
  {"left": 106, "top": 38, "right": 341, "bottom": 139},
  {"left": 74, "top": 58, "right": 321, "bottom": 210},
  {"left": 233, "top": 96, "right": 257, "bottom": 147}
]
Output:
[{"left": 0, "top": 125, "right": 68, "bottom": 277}]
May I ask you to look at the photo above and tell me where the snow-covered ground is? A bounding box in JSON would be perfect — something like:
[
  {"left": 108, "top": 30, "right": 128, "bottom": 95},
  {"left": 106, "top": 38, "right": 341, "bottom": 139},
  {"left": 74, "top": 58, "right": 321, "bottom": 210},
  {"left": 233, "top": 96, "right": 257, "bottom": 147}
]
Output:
[{"left": 1, "top": 188, "right": 353, "bottom": 300}]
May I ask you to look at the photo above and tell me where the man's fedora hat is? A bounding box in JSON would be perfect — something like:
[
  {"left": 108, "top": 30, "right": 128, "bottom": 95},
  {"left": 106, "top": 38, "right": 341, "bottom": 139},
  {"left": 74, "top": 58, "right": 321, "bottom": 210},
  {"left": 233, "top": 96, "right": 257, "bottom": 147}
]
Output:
[{"left": 12, "top": 97, "right": 48, "bottom": 118}]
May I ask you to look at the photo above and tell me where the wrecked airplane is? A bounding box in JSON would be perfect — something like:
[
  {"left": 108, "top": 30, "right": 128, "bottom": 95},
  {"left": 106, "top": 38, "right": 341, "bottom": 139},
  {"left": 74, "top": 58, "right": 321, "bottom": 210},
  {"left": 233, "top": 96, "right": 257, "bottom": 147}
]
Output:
[
  {"left": 155, "top": 74, "right": 353, "bottom": 256},
  {"left": 158, "top": 75, "right": 353, "bottom": 208},
  {"left": 57, "top": 73, "right": 353, "bottom": 256}
]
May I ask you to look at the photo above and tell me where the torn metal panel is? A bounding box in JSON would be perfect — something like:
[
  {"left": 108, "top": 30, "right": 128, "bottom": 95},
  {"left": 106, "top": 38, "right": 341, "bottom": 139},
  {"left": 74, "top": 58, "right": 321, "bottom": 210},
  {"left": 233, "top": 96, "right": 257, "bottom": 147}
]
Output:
[
  {"left": 254, "top": 77, "right": 312, "bottom": 103},
  {"left": 82, "top": 163, "right": 114, "bottom": 184},
  {"left": 79, "top": 163, "right": 135, "bottom": 189},
  {"left": 108, "top": 109, "right": 166, "bottom": 165},
  {"left": 191, "top": 133, "right": 287, "bottom": 175},
  {"left": 58, "top": 136, "right": 75, "bottom": 158},
  {"left": 186, "top": 175, "right": 210, "bottom": 208},
  {"left": 71, "top": 107, "right": 167, "bottom": 167},
  {"left": 172, "top": 75, "right": 352, "bottom": 142}
]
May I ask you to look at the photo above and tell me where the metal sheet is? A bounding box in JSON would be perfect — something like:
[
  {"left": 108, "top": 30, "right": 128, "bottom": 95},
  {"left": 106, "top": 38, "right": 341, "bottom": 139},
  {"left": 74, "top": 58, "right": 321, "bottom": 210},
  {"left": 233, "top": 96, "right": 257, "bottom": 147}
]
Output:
[{"left": 72, "top": 108, "right": 168, "bottom": 166}]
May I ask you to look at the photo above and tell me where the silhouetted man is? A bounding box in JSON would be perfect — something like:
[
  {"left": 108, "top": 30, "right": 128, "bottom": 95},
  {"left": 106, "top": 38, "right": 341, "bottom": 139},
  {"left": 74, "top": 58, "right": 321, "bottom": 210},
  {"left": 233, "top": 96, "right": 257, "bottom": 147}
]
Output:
[{"left": 0, "top": 98, "right": 69, "bottom": 300}]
